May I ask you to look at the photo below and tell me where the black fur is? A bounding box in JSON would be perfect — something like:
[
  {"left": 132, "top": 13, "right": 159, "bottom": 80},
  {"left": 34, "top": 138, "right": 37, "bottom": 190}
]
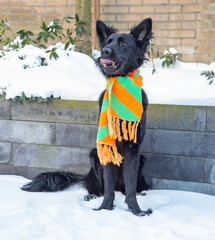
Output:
[{"left": 21, "top": 19, "right": 153, "bottom": 217}]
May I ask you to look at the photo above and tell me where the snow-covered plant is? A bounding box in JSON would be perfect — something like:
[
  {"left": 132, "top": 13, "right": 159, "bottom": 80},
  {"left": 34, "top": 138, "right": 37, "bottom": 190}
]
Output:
[
  {"left": 0, "top": 50, "right": 5, "bottom": 58},
  {"left": 0, "top": 19, "right": 14, "bottom": 49},
  {"left": 17, "top": 30, "right": 34, "bottom": 47},
  {"left": 11, "top": 92, "right": 59, "bottom": 103},
  {"left": 200, "top": 70, "right": 215, "bottom": 85},
  {"left": 160, "top": 49, "right": 181, "bottom": 68},
  {"left": 36, "top": 14, "right": 85, "bottom": 50},
  {"left": 45, "top": 47, "right": 59, "bottom": 60},
  {"left": 0, "top": 87, "right": 59, "bottom": 103},
  {"left": 0, "top": 14, "right": 85, "bottom": 59},
  {"left": 0, "top": 87, "right": 6, "bottom": 100}
]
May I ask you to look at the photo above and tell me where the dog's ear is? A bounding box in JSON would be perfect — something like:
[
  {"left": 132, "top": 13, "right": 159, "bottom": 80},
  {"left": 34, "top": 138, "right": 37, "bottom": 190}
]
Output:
[
  {"left": 96, "top": 20, "right": 117, "bottom": 48},
  {"left": 130, "top": 18, "right": 152, "bottom": 44}
]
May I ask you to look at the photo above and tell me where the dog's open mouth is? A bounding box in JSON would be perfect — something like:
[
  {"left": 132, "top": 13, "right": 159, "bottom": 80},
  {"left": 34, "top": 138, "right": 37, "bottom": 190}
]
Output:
[{"left": 100, "top": 58, "right": 119, "bottom": 68}]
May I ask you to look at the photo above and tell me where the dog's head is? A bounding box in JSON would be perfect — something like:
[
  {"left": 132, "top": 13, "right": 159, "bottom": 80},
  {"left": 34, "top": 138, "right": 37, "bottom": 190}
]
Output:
[{"left": 96, "top": 18, "right": 152, "bottom": 77}]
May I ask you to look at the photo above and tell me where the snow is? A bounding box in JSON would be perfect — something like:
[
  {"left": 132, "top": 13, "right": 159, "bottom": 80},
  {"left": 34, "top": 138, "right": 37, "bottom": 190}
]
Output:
[
  {"left": 0, "top": 44, "right": 214, "bottom": 106},
  {"left": 0, "top": 175, "right": 215, "bottom": 240}
]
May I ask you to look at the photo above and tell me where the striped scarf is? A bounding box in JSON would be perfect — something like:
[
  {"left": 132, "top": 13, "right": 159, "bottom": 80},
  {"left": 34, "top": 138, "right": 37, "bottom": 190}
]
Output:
[{"left": 97, "top": 69, "right": 143, "bottom": 166}]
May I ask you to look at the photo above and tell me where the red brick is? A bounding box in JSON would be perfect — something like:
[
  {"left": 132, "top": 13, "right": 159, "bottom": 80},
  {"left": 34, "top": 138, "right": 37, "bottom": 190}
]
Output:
[
  {"left": 129, "top": 6, "right": 154, "bottom": 13},
  {"left": 0, "top": 0, "right": 20, "bottom": 6},
  {"left": 155, "top": 5, "right": 181, "bottom": 13},
  {"left": 117, "top": 0, "right": 141, "bottom": 4},
  {"left": 143, "top": 0, "right": 168, "bottom": 3},
  {"left": 196, "top": 46, "right": 215, "bottom": 54},
  {"left": 197, "top": 31, "right": 215, "bottom": 37},
  {"left": 117, "top": 14, "right": 141, "bottom": 22},
  {"left": 104, "top": 6, "right": 128, "bottom": 13},
  {"left": 11, "top": 7, "right": 32, "bottom": 14},
  {"left": 182, "top": 39, "right": 209, "bottom": 46},
  {"left": 183, "top": 4, "right": 209, "bottom": 12},
  {"left": 182, "top": 54, "right": 209, "bottom": 63},
  {"left": 169, "top": 30, "right": 196, "bottom": 38},
  {"left": 169, "top": 0, "right": 196, "bottom": 3},
  {"left": 169, "top": 14, "right": 196, "bottom": 21},
  {"left": 45, "top": 0, "right": 67, "bottom": 6},
  {"left": 22, "top": 0, "right": 43, "bottom": 6},
  {"left": 182, "top": 21, "right": 196, "bottom": 29}
]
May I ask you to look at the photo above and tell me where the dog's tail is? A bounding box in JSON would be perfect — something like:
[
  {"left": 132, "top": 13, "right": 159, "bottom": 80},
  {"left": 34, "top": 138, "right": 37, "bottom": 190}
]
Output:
[{"left": 21, "top": 171, "right": 85, "bottom": 192}]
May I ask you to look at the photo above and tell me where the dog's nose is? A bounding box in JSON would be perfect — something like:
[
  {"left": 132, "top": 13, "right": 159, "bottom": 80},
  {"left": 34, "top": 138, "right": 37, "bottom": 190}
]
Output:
[{"left": 101, "top": 47, "right": 112, "bottom": 56}]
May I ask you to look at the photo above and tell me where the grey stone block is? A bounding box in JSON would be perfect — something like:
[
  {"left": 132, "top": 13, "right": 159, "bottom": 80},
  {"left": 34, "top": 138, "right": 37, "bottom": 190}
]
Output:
[
  {"left": 11, "top": 99, "right": 99, "bottom": 125},
  {"left": 147, "top": 104, "right": 206, "bottom": 131},
  {"left": 207, "top": 107, "right": 215, "bottom": 132},
  {"left": 0, "top": 100, "right": 10, "bottom": 120},
  {"left": 140, "top": 129, "right": 152, "bottom": 153},
  {"left": 56, "top": 123, "right": 97, "bottom": 148},
  {"left": 152, "top": 129, "right": 215, "bottom": 157},
  {"left": 12, "top": 143, "right": 91, "bottom": 174},
  {"left": 148, "top": 178, "right": 215, "bottom": 196},
  {"left": 0, "top": 119, "right": 55, "bottom": 145},
  {"left": 143, "top": 154, "right": 205, "bottom": 183},
  {"left": 0, "top": 165, "right": 58, "bottom": 179},
  {"left": 205, "top": 158, "right": 215, "bottom": 184},
  {"left": 0, "top": 142, "right": 11, "bottom": 163}
]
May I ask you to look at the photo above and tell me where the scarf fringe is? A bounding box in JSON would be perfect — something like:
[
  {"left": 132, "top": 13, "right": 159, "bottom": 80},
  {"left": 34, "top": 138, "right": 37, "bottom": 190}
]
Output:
[
  {"left": 97, "top": 143, "right": 123, "bottom": 166},
  {"left": 98, "top": 113, "right": 139, "bottom": 166},
  {"left": 108, "top": 110, "right": 138, "bottom": 144}
]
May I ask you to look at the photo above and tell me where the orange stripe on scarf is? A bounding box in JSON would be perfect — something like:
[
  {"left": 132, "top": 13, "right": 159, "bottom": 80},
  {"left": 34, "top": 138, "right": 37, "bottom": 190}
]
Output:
[{"left": 97, "top": 69, "right": 143, "bottom": 166}]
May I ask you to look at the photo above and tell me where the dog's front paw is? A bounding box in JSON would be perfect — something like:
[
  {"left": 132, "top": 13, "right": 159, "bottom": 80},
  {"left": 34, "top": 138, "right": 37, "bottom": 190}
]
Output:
[
  {"left": 136, "top": 208, "right": 153, "bottom": 217},
  {"left": 129, "top": 207, "right": 153, "bottom": 217},
  {"left": 84, "top": 194, "right": 98, "bottom": 201},
  {"left": 93, "top": 202, "right": 114, "bottom": 211}
]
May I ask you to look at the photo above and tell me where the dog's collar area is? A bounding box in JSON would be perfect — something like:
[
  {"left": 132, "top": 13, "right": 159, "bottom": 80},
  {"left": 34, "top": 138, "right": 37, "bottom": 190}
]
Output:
[{"left": 128, "top": 68, "right": 139, "bottom": 77}]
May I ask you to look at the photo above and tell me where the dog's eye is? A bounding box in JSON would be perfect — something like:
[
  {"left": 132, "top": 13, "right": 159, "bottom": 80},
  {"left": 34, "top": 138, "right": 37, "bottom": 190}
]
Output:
[{"left": 121, "top": 41, "right": 127, "bottom": 47}]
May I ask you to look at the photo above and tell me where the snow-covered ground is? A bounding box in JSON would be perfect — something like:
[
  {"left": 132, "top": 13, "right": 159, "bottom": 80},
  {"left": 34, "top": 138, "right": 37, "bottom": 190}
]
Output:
[
  {"left": 1, "top": 45, "right": 215, "bottom": 239},
  {"left": 0, "top": 175, "right": 215, "bottom": 240},
  {"left": 0, "top": 44, "right": 214, "bottom": 106}
]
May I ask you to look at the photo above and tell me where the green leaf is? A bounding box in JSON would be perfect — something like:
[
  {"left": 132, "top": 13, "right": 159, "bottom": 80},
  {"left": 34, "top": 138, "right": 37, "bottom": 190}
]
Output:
[
  {"left": 37, "top": 32, "right": 43, "bottom": 38},
  {"left": 42, "top": 21, "right": 47, "bottom": 29},
  {"left": 64, "top": 41, "right": 70, "bottom": 50},
  {"left": 65, "top": 16, "right": 74, "bottom": 20},
  {"left": 79, "top": 20, "right": 86, "bottom": 24},
  {"left": 69, "top": 36, "right": 74, "bottom": 44},
  {"left": 75, "top": 13, "right": 79, "bottom": 22},
  {"left": 38, "top": 44, "right": 46, "bottom": 49},
  {"left": 20, "top": 33, "right": 26, "bottom": 39},
  {"left": 48, "top": 33, "right": 55, "bottom": 40},
  {"left": 43, "top": 32, "right": 48, "bottom": 43},
  {"left": 27, "top": 31, "right": 34, "bottom": 36},
  {"left": 55, "top": 25, "right": 63, "bottom": 30},
  {"left": 17, "top": 30, "right": 24, "bottom": 35}
]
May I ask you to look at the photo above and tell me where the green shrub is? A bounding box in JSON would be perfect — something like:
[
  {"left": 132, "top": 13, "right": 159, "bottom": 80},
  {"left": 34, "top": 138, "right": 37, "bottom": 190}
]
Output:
[
  {"left": 200, "top": 70, "right": 215, "bottom": 85},
  {"left": 0, "top": 87, "right": 60, "bottom": 103},
  {"left": 0, "top": 14, "right": 85, "bottom": 60},
  {"left": 0, "top": 15, "right": 86, "bottom": 103},
  {"left": 160, "top": 51, "right": 182, "bottom": 68}
]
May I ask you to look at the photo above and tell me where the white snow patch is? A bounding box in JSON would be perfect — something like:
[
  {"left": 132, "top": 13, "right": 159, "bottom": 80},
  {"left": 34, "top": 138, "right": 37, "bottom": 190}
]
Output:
[
  {"left": 0, "top": 175, "right": 215, "bottom": 240},
  {"left": 0, "top": 44, "right": 214, "bottom": 105}
]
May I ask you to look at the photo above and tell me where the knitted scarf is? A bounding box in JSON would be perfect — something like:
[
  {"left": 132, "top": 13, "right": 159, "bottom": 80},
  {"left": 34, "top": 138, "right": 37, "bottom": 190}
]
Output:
[{"left": 97, "top": 69, "right": 143, "bottom": 166}]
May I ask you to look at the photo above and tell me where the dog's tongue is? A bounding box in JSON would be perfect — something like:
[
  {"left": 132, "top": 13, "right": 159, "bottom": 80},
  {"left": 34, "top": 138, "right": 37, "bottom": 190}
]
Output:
[{"left": 100, "top": 58, "right": 114, "bottom": 66}]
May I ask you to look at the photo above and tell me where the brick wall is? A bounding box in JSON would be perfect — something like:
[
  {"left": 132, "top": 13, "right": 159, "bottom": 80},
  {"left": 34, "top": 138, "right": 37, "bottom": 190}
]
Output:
[
  {"left": 100, "top": 0, "right": 215, "bottom": 63},
  {"left": 0, "top": 0, "right": 214, "bottom": 63}
]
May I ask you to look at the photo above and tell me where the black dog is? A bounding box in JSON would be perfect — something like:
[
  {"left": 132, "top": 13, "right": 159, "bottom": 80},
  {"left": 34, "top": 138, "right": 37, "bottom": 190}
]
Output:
[{"left": 21, "top": 18, "right": 152, "bottom": 216}]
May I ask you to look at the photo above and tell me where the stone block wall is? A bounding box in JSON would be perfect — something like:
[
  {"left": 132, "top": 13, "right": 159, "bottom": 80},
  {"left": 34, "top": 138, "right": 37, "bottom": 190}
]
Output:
[
  {"left": 0, "top": 0, "right": 214, "bottom": 63},
  {"left": 0, "top": 99, "right": 215, "bottom": 195}
]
